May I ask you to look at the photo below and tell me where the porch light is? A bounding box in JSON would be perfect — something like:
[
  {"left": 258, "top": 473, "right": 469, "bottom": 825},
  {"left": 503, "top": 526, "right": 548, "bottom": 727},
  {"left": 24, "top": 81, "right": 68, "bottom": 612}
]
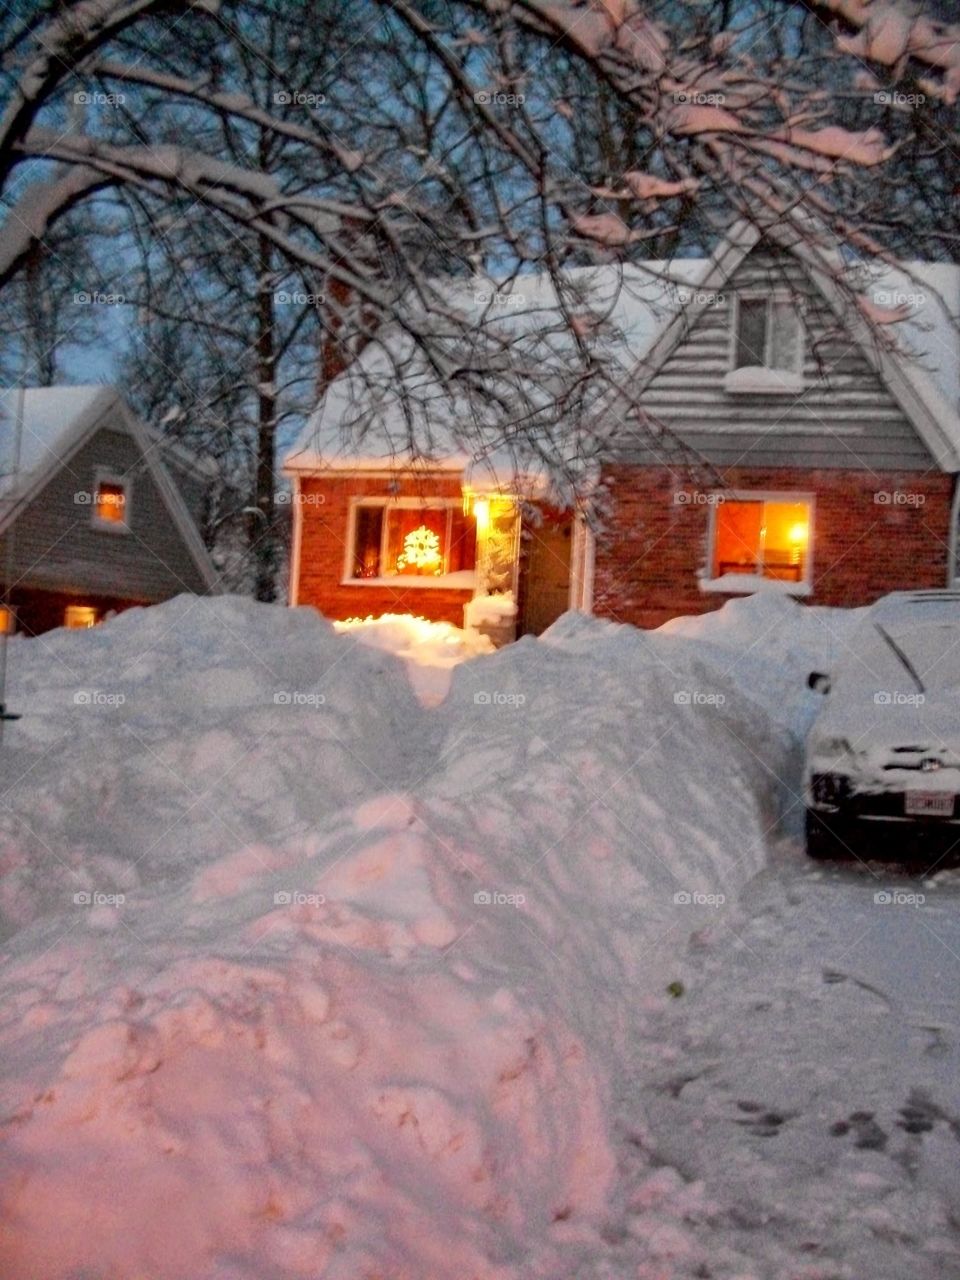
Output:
[{"left": 473, "top": 497, "right": 490, "bottom": 533}]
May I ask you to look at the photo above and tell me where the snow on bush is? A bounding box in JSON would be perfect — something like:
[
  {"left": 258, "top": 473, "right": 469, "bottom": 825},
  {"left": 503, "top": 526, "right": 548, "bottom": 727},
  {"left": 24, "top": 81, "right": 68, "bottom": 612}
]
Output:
[{"left": 0, "top": 596, "right": 813, "bottom": 1278}]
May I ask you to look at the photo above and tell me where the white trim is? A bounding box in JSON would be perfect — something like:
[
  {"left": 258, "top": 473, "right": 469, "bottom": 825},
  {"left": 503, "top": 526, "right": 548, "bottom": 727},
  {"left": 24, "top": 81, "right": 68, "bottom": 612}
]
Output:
[
  {"left": 288, "top": 473, "right": 303, "bottom": 606},
  {"left": 342, "top": 495, "right": 470, "bottom": 585},
  {"left": 702, "top": 489, "right": 815, "bottom": 596},
  {"left": 949, "top": 474, "right": 960, "bottom": 587},
  {"left": 91, "top": 467, "right": 132, "bottom": 533},
  {"left": 569, "top": 513, "right": 595, "bottom": 612}
]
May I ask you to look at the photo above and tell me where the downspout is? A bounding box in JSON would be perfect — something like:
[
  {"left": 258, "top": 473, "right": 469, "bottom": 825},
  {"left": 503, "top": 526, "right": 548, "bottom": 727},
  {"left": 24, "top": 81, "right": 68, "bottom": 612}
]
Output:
[
  {"left": 289, "top": 474, "right": 303, "bottom": 607},
  {"left": 948, "top": 470, "right": 960, "bottom": 588}
]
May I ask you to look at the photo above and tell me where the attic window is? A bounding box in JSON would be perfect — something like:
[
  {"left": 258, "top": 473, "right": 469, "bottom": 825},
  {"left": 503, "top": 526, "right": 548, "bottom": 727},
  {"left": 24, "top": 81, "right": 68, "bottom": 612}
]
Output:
[
  {"left": 725, "top": 295, "right": 802, "bottom": 393},
  {"left": 92, "top": 473, "right": 130, "bottom": 531},
  {"left": 347, "top": 500, "right": 476, "bottom": 582}
]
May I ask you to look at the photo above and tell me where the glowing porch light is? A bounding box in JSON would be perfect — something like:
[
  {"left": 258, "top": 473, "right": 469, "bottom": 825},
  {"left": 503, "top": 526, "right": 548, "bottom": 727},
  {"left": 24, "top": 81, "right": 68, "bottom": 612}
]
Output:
[{"left": 473, "top": 497, "right": 491, "bottom": 533}]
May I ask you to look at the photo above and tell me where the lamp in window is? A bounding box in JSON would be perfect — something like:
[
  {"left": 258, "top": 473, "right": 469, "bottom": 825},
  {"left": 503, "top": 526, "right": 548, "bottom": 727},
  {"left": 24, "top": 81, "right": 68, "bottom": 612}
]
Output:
[
  {"left": 94, "top": 480, "right": 127, "bottom": 526},
  {"left": 64, "top": 605, "right": 98, "bottom": 629},
  {"left": 788, "top": 520, "right": 809, "bottom": 565}
]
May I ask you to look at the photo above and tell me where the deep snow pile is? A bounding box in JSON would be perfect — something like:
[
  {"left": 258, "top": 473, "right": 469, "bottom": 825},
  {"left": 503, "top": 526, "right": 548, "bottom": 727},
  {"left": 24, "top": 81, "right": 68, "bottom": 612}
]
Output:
[
  {"left": 0, "top": 598, "right": 423, "bottom": 940},
  {"left": 0, "top": 596, "right": 836, "bottom": 1278}
]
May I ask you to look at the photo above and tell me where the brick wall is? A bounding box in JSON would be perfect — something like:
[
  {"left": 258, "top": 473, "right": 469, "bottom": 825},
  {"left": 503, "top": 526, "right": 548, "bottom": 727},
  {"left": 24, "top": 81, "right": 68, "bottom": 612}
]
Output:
[
  {"left": 294, "top": 471, "right": 475, "bottom": 625},
  {"left": 594, "top": 465, "right": 956, "bottom": 631}
]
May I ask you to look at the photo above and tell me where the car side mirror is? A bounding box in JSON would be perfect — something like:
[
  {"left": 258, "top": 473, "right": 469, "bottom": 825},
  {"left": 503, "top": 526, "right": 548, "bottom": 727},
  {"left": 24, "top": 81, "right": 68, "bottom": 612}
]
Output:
[{"left": 807, "top": 671, "right": 831, "bottom": 695}]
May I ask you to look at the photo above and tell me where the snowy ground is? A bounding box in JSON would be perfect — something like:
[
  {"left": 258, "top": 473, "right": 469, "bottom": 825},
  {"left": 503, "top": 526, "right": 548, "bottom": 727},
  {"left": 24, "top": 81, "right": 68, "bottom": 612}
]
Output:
[{"left": 0, "top": 597, "right": 958, "bottom": 1278}]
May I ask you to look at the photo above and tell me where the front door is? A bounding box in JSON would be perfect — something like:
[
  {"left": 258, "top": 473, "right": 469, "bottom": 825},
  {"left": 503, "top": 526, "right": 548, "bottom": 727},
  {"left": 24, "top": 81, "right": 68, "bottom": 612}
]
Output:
[{"left": 518, "top": 514, "right": 572, "bottom": 637}]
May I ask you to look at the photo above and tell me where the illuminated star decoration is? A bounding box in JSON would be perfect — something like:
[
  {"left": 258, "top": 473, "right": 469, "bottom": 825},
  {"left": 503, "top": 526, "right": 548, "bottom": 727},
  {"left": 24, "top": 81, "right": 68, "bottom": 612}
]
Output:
[{"left": 396, "top": 524, "right": 442, "bottom": 572}]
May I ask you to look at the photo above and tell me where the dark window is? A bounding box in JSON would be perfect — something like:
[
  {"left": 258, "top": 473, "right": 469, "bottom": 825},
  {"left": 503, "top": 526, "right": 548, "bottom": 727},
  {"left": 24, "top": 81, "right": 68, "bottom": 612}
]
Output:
[
  {"left": 734, "top": 299, "right": 768, "bottom": 368},
  {"left": 352, "top": 505, "right": 385, "bottom": 577}
]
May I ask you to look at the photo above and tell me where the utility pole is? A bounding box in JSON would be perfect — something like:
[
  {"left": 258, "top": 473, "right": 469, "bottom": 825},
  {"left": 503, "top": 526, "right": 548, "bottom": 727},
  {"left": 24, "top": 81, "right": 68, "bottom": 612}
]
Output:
[{"left": 0, "top": 375, "right": 25, "bottom": 739}]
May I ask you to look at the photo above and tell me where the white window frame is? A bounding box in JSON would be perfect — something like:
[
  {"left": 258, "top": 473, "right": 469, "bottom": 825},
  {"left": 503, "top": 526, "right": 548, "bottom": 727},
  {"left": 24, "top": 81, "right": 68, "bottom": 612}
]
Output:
[
  {"left": 91, "top": 469, "right": 132, "bottom": 533},
  {"left": 342, "top": 496, "right": 477, "bottom": 588},
  {"left": 701, "top": 490, "right": 815, "bottom": 597},
  {"left": 725, "top": 292, "right": 803, "bottom": 393}
]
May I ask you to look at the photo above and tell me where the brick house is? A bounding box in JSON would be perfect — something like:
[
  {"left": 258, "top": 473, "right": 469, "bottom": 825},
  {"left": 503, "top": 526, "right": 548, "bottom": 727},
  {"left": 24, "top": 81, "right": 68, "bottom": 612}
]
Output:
[
  {"left": 285, "top": 222, "right": 960, "bottom": 637},
  {"left": 0, "top": 386, "right": 218, "bottom": 635}
]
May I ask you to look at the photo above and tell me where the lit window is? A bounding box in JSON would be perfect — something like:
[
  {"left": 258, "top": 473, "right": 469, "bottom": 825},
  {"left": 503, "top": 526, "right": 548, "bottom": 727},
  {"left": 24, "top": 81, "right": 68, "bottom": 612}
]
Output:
[
  {"left": 64, "top": 605, "right": 98, "bottom": 629},
  {"left": 711, "top": 496, "right": 812, "bottom": 585},
  {"left": 0, "top": 605, "right": 15, "bottom": 635},
  {"left": 349, "top": 503, "right": 476, "bottom": 579},
  {"left": 733, "top": 296, "right": 801, "bottom": 373},
  {"left": 92, "top": 474, "right": 130, "bottom": 530}
]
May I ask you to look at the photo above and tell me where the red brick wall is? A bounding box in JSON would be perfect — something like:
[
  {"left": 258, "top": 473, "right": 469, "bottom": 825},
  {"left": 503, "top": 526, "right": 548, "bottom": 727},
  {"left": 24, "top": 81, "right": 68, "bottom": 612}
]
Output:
[
  {"left": 594, "top": 466, "right": 956, "bottom": 631},
  {"left": 293, "top": 471, "right": 475, "bottom": 625}
]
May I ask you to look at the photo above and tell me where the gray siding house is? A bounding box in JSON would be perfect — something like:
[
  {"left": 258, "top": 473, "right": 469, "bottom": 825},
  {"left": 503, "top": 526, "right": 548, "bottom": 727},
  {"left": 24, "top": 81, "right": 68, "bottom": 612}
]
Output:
[{"left": 0, "top": 386, "right": 218, "bottom": 635}]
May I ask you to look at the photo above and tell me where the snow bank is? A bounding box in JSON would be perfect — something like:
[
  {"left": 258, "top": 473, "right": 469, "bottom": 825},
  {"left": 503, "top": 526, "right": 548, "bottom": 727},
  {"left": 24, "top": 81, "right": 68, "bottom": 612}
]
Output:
[
  {"left": 656, "top": 592, "right": 866, "bottom": 736},
  {"left": 0, "top": 597, "right": 423, "bottom": 938},
  {"left": 0, "top": 597, "right": 802, "bottom": 1278}
]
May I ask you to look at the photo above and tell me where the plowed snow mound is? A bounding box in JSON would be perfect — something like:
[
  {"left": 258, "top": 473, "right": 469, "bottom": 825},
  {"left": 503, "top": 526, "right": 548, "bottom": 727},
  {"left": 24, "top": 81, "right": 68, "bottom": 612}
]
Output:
[{"left": 0, "top": 598, "right": 793, "bottom": 1279}]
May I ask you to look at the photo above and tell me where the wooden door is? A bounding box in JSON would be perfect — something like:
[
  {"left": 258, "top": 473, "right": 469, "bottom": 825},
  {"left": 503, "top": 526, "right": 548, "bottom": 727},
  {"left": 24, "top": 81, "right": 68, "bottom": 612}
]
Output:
[{"left": 519, "top": 516, "right": 573, "bottom": 637}]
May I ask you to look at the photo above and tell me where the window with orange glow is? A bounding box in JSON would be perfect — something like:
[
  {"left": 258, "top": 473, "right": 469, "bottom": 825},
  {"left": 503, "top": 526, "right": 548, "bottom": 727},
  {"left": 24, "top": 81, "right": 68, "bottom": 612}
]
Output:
[
  {"left": 349, "top": 503, "right": 476, "bottom": 579},
  {"left": 64, "top": 605, "right": 98, "bottom": 629},
  {"left": 712, "top": 497, "right": 811, "bottom": 583},
  {"left": 93, "top": 476, "right": 129, "bottom": 529}
]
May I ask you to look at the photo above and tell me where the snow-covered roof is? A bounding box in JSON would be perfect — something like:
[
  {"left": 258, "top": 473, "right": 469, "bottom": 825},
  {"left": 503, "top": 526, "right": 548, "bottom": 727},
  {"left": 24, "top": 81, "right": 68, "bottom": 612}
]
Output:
[
  {"left": 284, "top": 225, "right": 960, "bottom": 482},
  {"left": 283, "top": 259, "right": 709, "bottom": 491},
  {"left": 0, "top": 385, "right": 114, "bottom": 500}
]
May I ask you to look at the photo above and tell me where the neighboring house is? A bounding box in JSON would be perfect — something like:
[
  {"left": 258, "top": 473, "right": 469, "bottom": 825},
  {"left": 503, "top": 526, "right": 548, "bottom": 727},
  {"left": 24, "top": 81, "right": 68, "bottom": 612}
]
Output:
[
  {"left": 0, "top": 386, "right": 218, "bottom": 635},
  {"left": 284, "top": 221, "right": 960, "bottom": 637}
]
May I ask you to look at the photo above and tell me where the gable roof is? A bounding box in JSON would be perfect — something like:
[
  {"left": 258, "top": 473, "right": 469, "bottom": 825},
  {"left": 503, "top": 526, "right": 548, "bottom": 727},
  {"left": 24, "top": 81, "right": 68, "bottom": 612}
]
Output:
[
  {"left": 617, "top": 220, "right": 960, "bottom": 472},
  {"left": 0, "top": 385, "right": 220, "bottom": 591},
  {"left": 284, "top": 223, "right": 960, "bottom": 484}
]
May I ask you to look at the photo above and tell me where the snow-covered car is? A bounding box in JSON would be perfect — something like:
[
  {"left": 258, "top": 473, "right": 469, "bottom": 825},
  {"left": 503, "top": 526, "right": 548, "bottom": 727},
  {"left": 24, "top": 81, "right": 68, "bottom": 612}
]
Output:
[{"left": 804, "top": 589, "right": 960, "bottom": 859}]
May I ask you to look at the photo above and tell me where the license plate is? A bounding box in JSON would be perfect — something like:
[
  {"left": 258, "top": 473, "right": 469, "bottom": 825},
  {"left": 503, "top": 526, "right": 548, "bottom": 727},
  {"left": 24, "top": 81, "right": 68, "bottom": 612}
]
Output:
[{"left": 905, "top": 791, "right": 955, "bottom": 818}]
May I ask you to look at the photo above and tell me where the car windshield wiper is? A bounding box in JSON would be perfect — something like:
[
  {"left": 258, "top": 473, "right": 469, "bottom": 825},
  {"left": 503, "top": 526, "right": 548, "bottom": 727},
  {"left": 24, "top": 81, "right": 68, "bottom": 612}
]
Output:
[{"left": 874, "top": 624, "right": 926, "bottom": 694}]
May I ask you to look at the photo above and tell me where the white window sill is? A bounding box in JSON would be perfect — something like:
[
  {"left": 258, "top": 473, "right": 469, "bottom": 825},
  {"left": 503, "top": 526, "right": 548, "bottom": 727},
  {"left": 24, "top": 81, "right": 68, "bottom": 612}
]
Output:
[
  {"left": 342, "top": 571, "right": 477, "bottom": 590},
  {"left": 91, "top": 520, "right": 131, "bottom": 535},
  {"left": 723, "top": 367, "right": 803, "bottom": 395},
  {"left": 699, "top": 574, "right": 811, "bottom": 598}
]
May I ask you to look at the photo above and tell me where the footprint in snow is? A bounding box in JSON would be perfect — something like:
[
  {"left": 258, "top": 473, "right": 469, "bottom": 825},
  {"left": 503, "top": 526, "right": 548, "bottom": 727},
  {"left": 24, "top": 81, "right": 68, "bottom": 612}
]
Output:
[
  {"left": 830, "top": 1110, "right": 888, "bottom": 1150},
  {"left": 734, "top": 1100, "right": 793, "bottom": 1137}
]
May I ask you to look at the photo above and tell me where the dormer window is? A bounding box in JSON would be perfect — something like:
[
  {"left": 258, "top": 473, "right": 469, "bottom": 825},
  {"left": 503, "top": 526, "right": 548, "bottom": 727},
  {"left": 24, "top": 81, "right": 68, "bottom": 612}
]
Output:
[
  {"left": 725, "top": 294, "right": 803, "bottom": 393},
  {"left": 92, "top": 471, "right": 131, "bottom": 532}
]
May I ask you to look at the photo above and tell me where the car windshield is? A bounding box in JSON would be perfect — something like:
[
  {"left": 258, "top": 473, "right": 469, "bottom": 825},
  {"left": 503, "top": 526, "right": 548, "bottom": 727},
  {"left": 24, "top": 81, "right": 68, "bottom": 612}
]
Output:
[{"left": 880, "top": 622, "right": 960, "bottom": 693}]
